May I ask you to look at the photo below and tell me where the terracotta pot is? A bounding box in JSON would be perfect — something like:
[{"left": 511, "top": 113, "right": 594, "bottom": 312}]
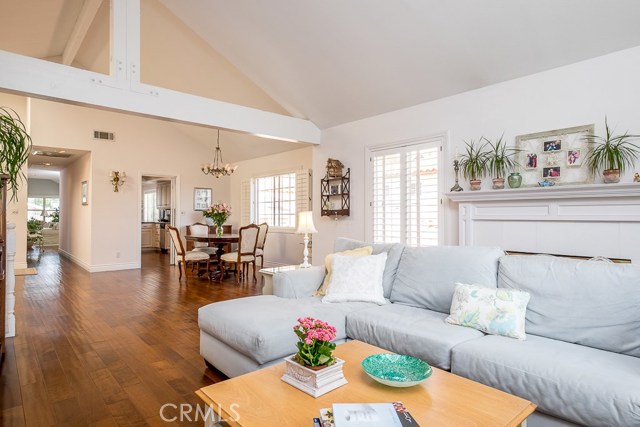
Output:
[
  {"left": 603, "top": 169, "right": 620, "bottom": 184},
  {"left": 492, "top": 177, "right": 505, "bottom": 190},
  {"left": 469, "top": 180, "right": 482, "bottom": 191}
]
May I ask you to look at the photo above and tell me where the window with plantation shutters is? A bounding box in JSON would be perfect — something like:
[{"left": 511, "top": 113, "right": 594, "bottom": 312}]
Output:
[
  {"left": 369, "top": 138, "right": 442, "bottom": 246},
  {"left": 242, "top": 169, "right": 311, "bottom": 229}
]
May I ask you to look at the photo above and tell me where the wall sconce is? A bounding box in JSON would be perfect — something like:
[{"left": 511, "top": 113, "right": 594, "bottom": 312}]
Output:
[{"left": 110, "top": 171, "right": 126, "bottom": 192}]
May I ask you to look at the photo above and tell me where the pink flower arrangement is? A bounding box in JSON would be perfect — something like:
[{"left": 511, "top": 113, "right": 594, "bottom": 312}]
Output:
[
  {"left": 203, "top": 202, "right": 231, "bottom": 226},
  {"left": 293, "top": 317, "right": 337, "bottom": 367}
]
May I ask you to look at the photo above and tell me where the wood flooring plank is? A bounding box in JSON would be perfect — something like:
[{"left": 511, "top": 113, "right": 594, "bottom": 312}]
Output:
[
  {"left": 1, "top": 406, "right": 26, "bottom": 427},
  {"left": 5, "top": 250, "right": 263, "bottom": 427}
]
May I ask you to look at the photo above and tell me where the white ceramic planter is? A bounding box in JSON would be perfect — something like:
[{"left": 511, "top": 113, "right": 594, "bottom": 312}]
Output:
[{"left": 280, "top": 355, "right": 348, "bottom": 398}]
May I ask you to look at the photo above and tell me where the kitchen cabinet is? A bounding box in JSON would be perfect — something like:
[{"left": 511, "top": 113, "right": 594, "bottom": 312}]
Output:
[
  {"left": 152, "top": 223, "right": 160, "bottom": 248},
  {"left": 156, "top": 182, "right": 171, "bottom": 208},
  {"left": 141, "top": 223, "right": 153, "bottom": 248}
]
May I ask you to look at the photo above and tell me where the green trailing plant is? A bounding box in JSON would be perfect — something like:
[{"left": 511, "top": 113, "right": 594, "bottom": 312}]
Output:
[
  {"left": 584, "top": 117, "right": 640, "bottom": 174},
  {"left": 49, "top": 207, "right": 60, "bottom": 224},
  {"left": 0, "top": 107, "right": 32, "bottom": 201},
  {"left": 483, "top": 135, "right": 520, "bottom": 179},
  {"left": 459, "top": 139, "right": 490, "bottom": 181},
  {"left": 27, "top": 218, "right": 42, "bottom": 234}
]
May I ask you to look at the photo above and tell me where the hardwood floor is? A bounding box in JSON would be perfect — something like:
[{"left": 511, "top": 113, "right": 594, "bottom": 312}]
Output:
[{"left": 1, "top": 250, "right": 263, "bottom": 427}]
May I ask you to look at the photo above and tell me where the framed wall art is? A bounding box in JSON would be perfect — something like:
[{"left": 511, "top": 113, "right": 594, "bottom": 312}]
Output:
[
  {"left": 515, "top": 124, "right": 594, "bottom": 187},
  {"left": 193, "top": 187, "right": 212, "bottom": 211}
]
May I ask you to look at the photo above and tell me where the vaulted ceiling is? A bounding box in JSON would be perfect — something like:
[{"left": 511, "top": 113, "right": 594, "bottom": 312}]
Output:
[
  {"left": 3, "top": 0, "right": 640, "bottom": 136},
  {"left": 162, "top": 0, "right": 640, "bottom": 128}
]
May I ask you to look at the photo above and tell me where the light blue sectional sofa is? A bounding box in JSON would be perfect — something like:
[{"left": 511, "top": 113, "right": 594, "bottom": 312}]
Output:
[{"left": 198, "top": 238, "right": 640, "bottom": 427}]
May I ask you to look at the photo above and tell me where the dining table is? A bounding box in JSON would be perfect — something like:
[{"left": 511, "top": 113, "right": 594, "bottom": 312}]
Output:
[{"left": 185, "top": 233, "right": 239, "bottom": 280}]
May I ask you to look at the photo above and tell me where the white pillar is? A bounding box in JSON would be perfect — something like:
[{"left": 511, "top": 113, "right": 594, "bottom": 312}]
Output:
[{"left": 5, "top": 223, "right": 16, "bottom": 338}]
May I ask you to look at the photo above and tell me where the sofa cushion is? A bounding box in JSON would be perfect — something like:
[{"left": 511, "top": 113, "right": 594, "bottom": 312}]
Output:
[
  {"left": 446, "top": 283, "right": 530, "bottom": 340},
  {"left": 322, "top": 253, "right": 387, "bottom": 305},
  {"left": 390, "top": 246, "right": 504, "bottom": 314},
  {"left": 334, "top": 237, "right": 404, "bottom": 298},
  {"left": 316, "top": 246, "right": 373, "bottom": 296},
  {"left": 346, "top": 303, "right": 485, "bottom": 370},
  {"left": 452, "top": 334, "right": 640, "bottom": 427},
  {"left": 498, "top": 255, "right": 640, "bottom": 357},
  {"left": 198, "top": 295, "right": 376, "bottom": 364}
]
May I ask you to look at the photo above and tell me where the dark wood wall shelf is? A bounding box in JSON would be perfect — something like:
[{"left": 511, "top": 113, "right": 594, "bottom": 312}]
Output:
[{"left": 321, "top": 168, "right": 350, "bottom": 217}]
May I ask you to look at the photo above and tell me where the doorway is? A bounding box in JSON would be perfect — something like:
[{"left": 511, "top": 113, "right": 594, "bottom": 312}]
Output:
[{"left": 139, "top": 174, "right": 178, "bottom": 268}]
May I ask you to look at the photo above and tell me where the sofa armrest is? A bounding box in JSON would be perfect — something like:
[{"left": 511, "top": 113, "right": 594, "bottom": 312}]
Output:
[{"left": 272, "top": 266, "right": 326, "bottom": 299}]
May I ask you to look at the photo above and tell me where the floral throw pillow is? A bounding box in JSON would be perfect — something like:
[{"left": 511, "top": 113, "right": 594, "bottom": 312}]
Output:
[{"left": 445, "top": 283, "right": 531, "bottom": 340}]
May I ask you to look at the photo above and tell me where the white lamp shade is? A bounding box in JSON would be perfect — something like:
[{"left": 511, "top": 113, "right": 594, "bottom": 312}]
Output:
[{"left": 296, "top": 211, "right": 317, "bottom": 234}]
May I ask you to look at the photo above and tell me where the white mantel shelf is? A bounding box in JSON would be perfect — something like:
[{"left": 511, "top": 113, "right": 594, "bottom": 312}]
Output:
[{"left": 445, "top": 182, "right": 640, "bottom": 203}]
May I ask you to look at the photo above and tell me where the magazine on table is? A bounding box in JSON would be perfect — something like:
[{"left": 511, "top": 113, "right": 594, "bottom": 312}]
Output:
[{"left": 314, "top": 402, "right": 419, "bottom": 427}]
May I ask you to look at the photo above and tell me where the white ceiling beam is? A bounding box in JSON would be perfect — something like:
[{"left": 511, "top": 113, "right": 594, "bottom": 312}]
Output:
[
  {"left": 0, "top": 50, "right": 320, "bottom": 144},
  {"left": 62, "top": 0, "right": 104, "bottom": 66}
]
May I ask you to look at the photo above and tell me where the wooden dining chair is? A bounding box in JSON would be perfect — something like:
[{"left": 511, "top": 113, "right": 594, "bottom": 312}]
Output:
[
  {"left": 255, "top": 222, "right": 269, "bottom": 268},
  {"left": 187, "top": 223, "right": 218, "bottom": 258},
  {"left": 168, "top": 226, "right": 210, "bottom": 281},
  {"left": 219, "top": 224, "right": 259, "bottom": 283}
]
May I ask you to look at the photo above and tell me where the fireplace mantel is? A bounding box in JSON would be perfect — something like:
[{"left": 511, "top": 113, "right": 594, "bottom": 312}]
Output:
[
  {"left": 445, "top": 183, "right": 640, "bottom": 263},
  {"left": 445, "top": 182, "right": 640, "bottom": 203}
]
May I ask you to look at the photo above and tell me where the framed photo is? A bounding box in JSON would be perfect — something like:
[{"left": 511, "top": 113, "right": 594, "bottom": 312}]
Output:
[
  {"left": 525, "top": 153, "right": 538, "bottom": 169},
  {"left": 567, "top": 149, "right": 582, "bottom": 167},
  {"left": 542, "top": 167, "right": 561, "bottom": 179},
  {"left": 193, "top": 188, "right": 212, "bottom": 211},
  {"left": 330, "top": 183, "right": 341, "bottom": 195},
  {"left": 516, "top": 124, "right": 594, "bottom": 187},
  {"left": 81, "top": 181, "right": 88, "bottom": 205},
  {"left": 543, "top": 139, "right": 561, "bottom": 152}
]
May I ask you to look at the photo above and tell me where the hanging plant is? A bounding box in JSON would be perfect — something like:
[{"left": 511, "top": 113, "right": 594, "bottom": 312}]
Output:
[{"left": 0, "top": 107, "right": 32, "bottom": 200}]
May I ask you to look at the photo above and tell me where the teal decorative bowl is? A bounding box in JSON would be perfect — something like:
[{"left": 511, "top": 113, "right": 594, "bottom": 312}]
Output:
[{"left": 361, "top": 354, "right": 432, "bottom": 387}]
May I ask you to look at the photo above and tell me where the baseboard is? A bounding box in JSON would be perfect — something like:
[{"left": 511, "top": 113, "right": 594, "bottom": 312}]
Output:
[
  {"left": 90, "top": 262, "right": 138, "bottom": 273},
  {"left": 58, "top": 249, "right": 92, "bottom": 272},
  {"left": 58, "top": 249, "right": 139, "bottom": 272}
]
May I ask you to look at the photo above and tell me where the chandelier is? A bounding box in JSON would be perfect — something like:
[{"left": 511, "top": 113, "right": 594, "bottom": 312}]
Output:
[{"left": 201, "top": 129, "right": 237, "bottom": 178}]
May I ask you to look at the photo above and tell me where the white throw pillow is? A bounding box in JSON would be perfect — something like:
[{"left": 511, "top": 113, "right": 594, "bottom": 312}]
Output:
[
  {"left": 322, "top": 253, "right": 388, "bottom": 305},
  {"left": 445, "top": 283, "right": 531, "bottom": 340}
]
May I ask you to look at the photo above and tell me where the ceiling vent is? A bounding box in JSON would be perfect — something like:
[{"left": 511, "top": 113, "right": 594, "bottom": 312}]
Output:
[
  {"left": 32, "top": 150, "right": 73, "bottom": 158},
  {"left": 94, "top": 130, "right": 115, "bottom": 141}
]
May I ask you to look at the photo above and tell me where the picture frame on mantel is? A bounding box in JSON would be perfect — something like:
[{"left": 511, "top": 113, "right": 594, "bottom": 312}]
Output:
[{"left": 515, "top": 124, "right": 594, "bottom": 187}]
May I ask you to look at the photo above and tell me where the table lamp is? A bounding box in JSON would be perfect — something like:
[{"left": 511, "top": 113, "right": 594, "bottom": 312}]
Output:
[{"left": 296, "top": 211, "right": 317, "bottom": 268}]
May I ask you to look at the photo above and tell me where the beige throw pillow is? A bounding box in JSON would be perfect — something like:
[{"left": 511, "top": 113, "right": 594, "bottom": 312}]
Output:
[{"left": 314, "top": 246, "right": 373, "bottom": 296}]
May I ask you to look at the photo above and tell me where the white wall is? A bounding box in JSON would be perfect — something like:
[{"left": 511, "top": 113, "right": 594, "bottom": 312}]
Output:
[
  {"left": 59, "top": 153, "right": 92, "bottom": 269},
  {"left": 0, "top": 93, "right": 29, "bottom": 268},
  {"left": 29, "top": 98, "right": 231, "bottom": 271},
  {"left": 313, "top": 46, "right": 640, "bottom": 261},
  {"left": 28, "top": 178, "right": 59, "bottom": 197},
  {"left": 229, "top": 146, "right": 313, "bottom": 267}
]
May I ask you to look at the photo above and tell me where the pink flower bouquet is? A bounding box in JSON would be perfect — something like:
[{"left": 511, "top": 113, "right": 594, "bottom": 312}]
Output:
[
  {"left": 203, "top": 202, "right": 231, "bottom": 227},
  {"left": 293, "top": 317, "right": 337, "bottom": 368}
]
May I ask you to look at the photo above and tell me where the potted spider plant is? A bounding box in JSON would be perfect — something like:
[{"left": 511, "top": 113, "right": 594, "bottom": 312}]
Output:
[
  {"left": 459, "top": 139, "right": 490, "bottom": 190},
  {"left": 0, "top": 107, "right": 32, "bottom": 200},
  {"left": 584, "top": 117, "right": 640, "bottom": 184},
  {"left": 483, "top": 135, "right": 519, "bottom": 190}
]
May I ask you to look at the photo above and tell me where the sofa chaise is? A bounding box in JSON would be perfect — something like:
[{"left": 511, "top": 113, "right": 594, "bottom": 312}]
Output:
[{"left": 198, "top": 238, "right": 640, "bottom": 427}]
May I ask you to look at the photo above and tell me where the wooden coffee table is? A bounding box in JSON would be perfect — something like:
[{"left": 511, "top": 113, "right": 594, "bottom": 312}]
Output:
[{"left": 196, "top": 340, "right": 536, "bottom": 427}]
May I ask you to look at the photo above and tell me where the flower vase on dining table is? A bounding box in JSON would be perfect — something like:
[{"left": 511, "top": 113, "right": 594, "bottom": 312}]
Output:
[{"left": 215, "top": 223, "right": 224, "bottom": 237}]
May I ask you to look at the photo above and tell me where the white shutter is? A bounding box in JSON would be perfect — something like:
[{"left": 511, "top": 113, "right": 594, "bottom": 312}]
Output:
[
  {"left": 370, "top": 140, "right": 440, "bottom": 246},
  {"left": 240, "top": 179, "right": 252, "bottom": 225},
  {"left": 295, "top": 169, "right": 312, "bottom": 213}
]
